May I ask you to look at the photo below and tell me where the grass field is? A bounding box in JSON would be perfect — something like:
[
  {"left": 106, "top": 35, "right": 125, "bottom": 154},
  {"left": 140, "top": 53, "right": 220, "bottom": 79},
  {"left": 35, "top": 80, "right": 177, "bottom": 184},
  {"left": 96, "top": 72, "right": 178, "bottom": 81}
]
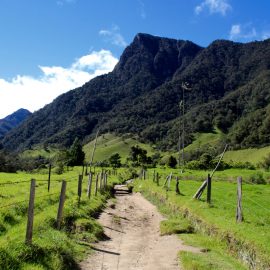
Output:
[
  {"left": 134, "top": 168, "right": 270, "bottom": 269},
  {"left": 0, "top": 167, "right": 118, "bottom": 269},
  {"left": 83, "top": 133, "right": 156, "bottom": 162},
  {"left": 224, "top": 146, "right": 270, "bottom": 165},
  {"left": 185, "top": 128, "right": 224, "bottom": 152}
]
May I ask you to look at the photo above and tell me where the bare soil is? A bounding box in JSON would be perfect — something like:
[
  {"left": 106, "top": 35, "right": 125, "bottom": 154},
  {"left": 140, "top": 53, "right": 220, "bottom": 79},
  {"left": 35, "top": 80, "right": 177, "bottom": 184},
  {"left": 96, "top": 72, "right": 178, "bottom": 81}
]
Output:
[{"left": 80, "top": 185, "right": 200, "bottom": 270}]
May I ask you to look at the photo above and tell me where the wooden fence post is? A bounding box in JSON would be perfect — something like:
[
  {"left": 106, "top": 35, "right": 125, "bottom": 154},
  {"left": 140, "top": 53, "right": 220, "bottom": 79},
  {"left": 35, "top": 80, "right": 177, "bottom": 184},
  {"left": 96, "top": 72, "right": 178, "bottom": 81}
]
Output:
[
  {"left": 25, "top": 179, "right": 36, "bottom": 245},
  {"left": 56, "top": 181, "right": 67, "bottom": 229},
  {"left": 236, "top": 176, "right": 243, "bottom": 222},
  {"left": 48, "top": 164, "right": 52, "bottom": 192},
  {"left": 82, "top": 165, "right": 85, "bottom": 178},
  {"left": 99, "top": 172, "right": 103, "bottom": 191},
  {"left": 175, "top": 176, "right": 180, "bottom": 195},
  {"left": 104, "top": 173, "right": 107, "bottom": 190},
  {"left": 206, "top": 174, "right": 211, "bottom": 203},
  {"left": 87, "top": 172, "right": 93, "bottom": 199},
  {"left": 156, "top": 172, "right": 159, "bottom": 186},
  {"left": 78, "top": 175, "right": 83, "bottom": 205},
  {"left": 95, "top": 173, "right": 99, "bottom": 196},
  {"left": 168, "top": 173, "right": 172, "bottom": 190},
  {"left": 153, "top": 170, "right": 156, "bottom": 182}
]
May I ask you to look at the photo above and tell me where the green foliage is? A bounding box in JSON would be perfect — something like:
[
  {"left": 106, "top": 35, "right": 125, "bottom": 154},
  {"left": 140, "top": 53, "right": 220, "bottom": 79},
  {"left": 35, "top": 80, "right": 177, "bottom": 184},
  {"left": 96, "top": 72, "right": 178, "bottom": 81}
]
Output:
[
  {"left": 128, "top": 145, "right": 152, "bottom": 167},
  {"left": 260, "top": 153, "right": 270, "bottom": 171},
  {"left": 67, "top": 138, "right": 85, "bottom": 166},
  {"left": 109, "top": 153, "right": 121, "bottom": 168},
  {"left": 249, "top": 172, "right": 266, "bottom": 184},
  {"left": 167, "top": 155, "right": 177, "bottom": 168}
]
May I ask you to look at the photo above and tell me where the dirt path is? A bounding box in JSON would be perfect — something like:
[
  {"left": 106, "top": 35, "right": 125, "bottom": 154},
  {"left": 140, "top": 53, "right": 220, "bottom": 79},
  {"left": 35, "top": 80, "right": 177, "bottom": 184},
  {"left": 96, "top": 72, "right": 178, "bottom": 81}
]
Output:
[{"left": 80, "top": 185, "right": 200, "bottom": 270}]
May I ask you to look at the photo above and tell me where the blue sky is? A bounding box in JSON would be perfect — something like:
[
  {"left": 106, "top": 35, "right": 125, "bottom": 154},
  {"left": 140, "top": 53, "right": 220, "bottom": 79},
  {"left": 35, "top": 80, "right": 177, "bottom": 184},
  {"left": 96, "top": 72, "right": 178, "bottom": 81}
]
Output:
[{"left": 0, "top": 0, "right": 269, "bottom": 118}]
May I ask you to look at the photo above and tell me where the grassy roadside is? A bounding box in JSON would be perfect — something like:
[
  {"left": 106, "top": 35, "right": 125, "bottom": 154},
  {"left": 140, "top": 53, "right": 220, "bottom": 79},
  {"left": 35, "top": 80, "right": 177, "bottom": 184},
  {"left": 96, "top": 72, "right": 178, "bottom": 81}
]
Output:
[
  {"left": 0, "top": 168, "right": 119, "bottom": 269},
  {"left": 133, "top": 171, "right": 270, "bottom": 269}
]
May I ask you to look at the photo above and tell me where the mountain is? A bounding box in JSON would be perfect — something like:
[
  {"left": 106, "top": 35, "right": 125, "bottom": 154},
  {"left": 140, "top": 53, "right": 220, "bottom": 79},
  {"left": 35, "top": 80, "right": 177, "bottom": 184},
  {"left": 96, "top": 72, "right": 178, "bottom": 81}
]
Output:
[
  {"left": 0, "top": 109, "right": 32, "bottom": 138},
  {"left": 1, "top": 33, "right": 270, "bottom": 152}
]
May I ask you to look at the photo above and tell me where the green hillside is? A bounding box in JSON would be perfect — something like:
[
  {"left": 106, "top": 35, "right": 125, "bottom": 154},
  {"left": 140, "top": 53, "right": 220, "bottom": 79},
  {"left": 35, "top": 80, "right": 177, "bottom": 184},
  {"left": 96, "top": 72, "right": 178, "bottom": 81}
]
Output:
[
  {"left": 224, "top": 146, "right": 270, "bottom": 165},
  {"left": 83, "top": 133, "right": 156, "bottom": 163},
  {"left": 184, "top": 129, "right": 270, "bottom": 165},
  {"left": 185, "top": 128, "right": 224, "bottom": 152}
]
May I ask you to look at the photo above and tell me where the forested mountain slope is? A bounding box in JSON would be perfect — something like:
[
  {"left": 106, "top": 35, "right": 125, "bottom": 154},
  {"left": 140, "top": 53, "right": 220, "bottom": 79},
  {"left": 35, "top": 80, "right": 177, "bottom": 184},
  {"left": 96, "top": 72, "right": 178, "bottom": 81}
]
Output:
[
  {"left": 2, "top": 33, "right": 270, "bottom": 151},
  {"left": 0, "top": 109, "right": 31, "bottom": 138}
]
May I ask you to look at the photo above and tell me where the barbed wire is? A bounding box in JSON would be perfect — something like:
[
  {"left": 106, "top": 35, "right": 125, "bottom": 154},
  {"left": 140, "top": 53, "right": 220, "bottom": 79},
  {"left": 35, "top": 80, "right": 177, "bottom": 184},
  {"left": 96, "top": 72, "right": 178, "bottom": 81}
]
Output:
[{"left": 0, "top": 180, "right": 30, "bottom": 186}]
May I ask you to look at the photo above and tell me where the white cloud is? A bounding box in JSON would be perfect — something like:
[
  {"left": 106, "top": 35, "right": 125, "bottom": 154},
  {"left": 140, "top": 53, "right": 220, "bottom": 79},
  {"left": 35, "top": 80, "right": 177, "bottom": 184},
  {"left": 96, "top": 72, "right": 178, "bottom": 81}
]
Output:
[
  {"left": 262, "top": 31, "right": 270, "bottom": 40},
  {"left": 229, "top": 24, "right": 257, "bottom": 41},
  {"left": 99, "top": 25, "right": 127, "bottom": 47},
  {"left": 57, "top": 0, "right": 76, "bottom": 6},
  {"left": 195, "top": 0, "right": 231, "bottom": 16},
  {"left": 138, "top": 0, "right": 146, "bottom": 19},
  {"left": 0, "top": 50, "right": 118, "bottom": 118}
]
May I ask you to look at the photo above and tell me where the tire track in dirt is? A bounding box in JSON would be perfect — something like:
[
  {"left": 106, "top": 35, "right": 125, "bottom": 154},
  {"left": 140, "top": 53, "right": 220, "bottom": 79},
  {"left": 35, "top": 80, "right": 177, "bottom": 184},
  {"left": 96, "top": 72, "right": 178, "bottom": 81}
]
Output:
[{"left": 80, "top": 185, "right": 200, "bottom": 270}]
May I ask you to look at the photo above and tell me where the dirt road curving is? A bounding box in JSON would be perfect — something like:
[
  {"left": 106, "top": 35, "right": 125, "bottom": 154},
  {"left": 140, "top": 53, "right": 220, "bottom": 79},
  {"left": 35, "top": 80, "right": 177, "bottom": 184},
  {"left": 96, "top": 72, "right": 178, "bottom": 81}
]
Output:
[{"left": 80, "top": 185, "right": 200, "bottom": 270}]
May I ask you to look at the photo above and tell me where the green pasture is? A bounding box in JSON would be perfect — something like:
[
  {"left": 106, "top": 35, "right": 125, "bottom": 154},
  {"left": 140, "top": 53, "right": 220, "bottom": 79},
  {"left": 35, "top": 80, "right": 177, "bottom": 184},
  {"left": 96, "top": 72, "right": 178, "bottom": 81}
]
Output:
[
  {"left": 224, "top": 146, "right": 270, "bottom": 165},
  {"left": 83, "top": 133, "right": 156, "bottom": 162},
  {"left": 185, "top": 128, "right": 224, "bottom": 152},
  {"left": 134, "top": 168, "right": 270, "bottom": 269},
  {"left": 0, "top": 167, "right": 118, "bottom": 269}
]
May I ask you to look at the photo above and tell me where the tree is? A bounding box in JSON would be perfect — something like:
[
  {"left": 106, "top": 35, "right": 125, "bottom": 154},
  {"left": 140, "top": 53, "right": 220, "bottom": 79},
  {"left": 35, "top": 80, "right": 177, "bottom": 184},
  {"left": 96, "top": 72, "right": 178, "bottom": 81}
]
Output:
[
  {"left": 167, "top": 155, "right": 177, "bottom": 168},
  {"left": 109, "top": 153, "right": 122, "bottom": 168},
  {"left": 129, "top": 145, "right": 148, "bottom": 166},
  {"left": 67, "top": 138, "right": 85, "bottom": 166}
]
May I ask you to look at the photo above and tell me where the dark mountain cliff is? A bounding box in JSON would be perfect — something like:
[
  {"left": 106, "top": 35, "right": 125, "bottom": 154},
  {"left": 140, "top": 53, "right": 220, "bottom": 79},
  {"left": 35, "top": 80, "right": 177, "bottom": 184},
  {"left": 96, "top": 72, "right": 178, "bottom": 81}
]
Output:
[
  {"left": 2, "top": 34, "right": 270, "bottom": 151},
  {"left": 0, "top": 109, "right": 31, "bottom": 138}
]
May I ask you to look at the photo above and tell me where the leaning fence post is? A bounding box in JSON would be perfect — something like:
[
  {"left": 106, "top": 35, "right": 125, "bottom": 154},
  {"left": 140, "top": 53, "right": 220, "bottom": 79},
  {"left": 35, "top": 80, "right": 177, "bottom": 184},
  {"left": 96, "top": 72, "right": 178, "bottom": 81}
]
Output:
[
  {"left": 206, "top": 174, "right": 211, "bottom": 203},
  {"left": 78, "top": 175, "right": 83, "bottom": 205},
  {"left": 236, "top": 176, "right": 243, "bottom": 222},
  {"left": 87, "top": 172, "right": 93, "bottom": 199},
  {"left": 48, "top": 164, "right": 52, "bottom": 192},
  {"left": 25, "top": 179, "right": 36, "bottom": 245},
  {"left": 56, "top": 180, "right": 67, "bottom": 229}
]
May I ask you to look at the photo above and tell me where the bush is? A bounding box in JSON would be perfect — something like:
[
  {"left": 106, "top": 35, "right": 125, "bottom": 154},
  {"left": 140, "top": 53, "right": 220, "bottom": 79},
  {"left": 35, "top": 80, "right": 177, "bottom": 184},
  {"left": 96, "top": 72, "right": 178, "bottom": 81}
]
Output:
[
  {"left": 249, "top": 172, "right": 266, "bottom": 184},
  {"left": 230, "top": 161, "right": 256, "bottom": 170},
  {"left": 260, "top": 153, "right": 270, "bottom": 171},
  {"left": 167, "top": 156, "right": 177, "bottom": 168}
]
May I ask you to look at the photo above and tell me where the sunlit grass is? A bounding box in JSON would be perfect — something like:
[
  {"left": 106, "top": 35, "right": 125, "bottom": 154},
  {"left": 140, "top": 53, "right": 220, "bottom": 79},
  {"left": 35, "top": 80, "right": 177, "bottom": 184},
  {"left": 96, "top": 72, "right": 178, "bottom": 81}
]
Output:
[
  {"left": 135, "top": 168, "right": 270, "bottom": 269},
  {"left": 0, "top": 167, "right": 119, "bottom": 269}
]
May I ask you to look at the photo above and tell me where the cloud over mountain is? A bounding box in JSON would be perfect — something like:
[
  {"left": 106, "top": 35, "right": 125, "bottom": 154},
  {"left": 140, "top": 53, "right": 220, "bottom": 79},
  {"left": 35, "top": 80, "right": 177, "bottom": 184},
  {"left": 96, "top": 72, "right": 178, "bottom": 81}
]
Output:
[{"left": 0, "top": 50, "right": 118, "bottom": 118}]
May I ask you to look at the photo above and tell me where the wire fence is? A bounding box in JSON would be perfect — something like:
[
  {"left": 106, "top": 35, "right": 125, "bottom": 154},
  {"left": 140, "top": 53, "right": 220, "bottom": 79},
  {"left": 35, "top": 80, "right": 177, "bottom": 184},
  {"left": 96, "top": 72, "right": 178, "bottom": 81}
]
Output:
[
  {"left": 140, "top": 168, "right": 270, "bottom": 224},
  {"left": 0, "top": 166, "right": 115, "bottom": 245}
]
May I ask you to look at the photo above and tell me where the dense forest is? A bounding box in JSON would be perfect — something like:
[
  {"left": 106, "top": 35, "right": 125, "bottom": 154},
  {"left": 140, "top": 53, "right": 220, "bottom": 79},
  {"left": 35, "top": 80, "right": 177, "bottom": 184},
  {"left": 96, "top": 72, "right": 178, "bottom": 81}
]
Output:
[
  {"left": 0, "top": 109, "right": 31, "bottom": 138},
  {"left": 1, "top": 33, "right": 270, "bottom": 152}
]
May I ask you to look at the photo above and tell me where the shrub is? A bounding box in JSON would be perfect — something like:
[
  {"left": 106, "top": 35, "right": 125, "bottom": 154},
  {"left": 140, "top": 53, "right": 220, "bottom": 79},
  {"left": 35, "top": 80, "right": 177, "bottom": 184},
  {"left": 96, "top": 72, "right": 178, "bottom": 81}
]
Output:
[
  {"left": 260, "top": 153, "right": 270, "bottom": 171},
  {"left": 249, "top": 172, "right": 266, "bottom": 184},
  {"left": 167, "top": 156, "right": 177, "bottom": 168}
]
